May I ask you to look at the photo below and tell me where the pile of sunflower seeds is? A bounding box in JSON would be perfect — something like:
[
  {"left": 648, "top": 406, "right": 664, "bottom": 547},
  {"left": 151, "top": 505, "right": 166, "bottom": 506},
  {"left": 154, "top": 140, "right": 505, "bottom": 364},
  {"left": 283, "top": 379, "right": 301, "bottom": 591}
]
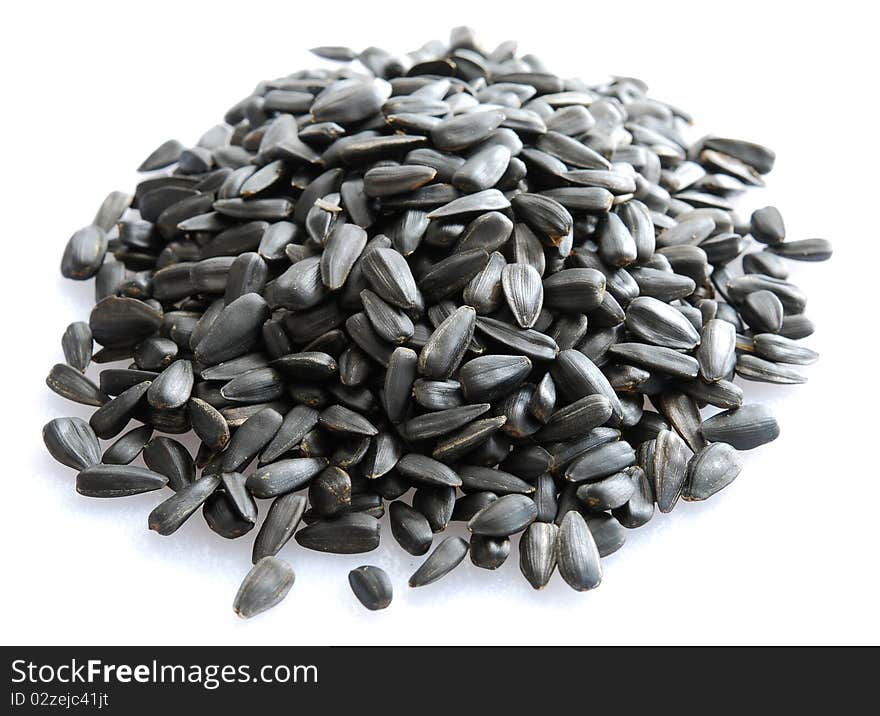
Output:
[{"left": 44, "top": 27, "right": 831, "bottom": 616}]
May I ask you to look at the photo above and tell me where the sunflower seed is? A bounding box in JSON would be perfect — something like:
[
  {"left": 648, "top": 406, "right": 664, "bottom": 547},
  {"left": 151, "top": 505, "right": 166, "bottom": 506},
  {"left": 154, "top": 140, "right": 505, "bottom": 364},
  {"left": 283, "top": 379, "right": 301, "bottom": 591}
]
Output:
[
  {"left": 556, "top": 511, "right": 602, "bottom": 591},
  {"left": 246, "top": 457, "right": 328, "bottom": 498},
  {"left": 767, "top": 238, "right": 832, "bottom": 262},
  {"left": 233, "top": 556, "right": 295, "bottom": 619},
  {"left": 501, "top": 263, "right": 543, "bottom": 329},
  {"left": 551, "top": 349, "right": 622, "bottom": 421},
  {"left": 683, "top": 442, "right": 743, "bottom": 501},
  {"left": 752, "top": 334, "right": 818, "bottom": 365},
  {"left": 408, "top": 536, "right": 469, "bottom": 587},
  {"left": 309, "top": 466, "right": 352, "bottom": 517},
  {"left": 701, "top": 404, "right": 779, "bottom": 450},
  {"left": 138, "top": 139, "right": 184, "bottom": 171},
  {"left": 736, "top": 354, "right": 807, "bottom": 384},
  {"left": 46, "top": 363, "right": 108, "bottom": 407},
  {"left": 142, "top": 436, "right": 195, "bottom": 491},
  {"left": 252, "top": 493, "right": 307, "bottom": 563},
  {"left": 295, "top": 512, "right": 380, "bottom": 554},
  {"left": 101, "top": 424, "right": 153, "bottom": 465},
  {"left": 536, "top": 394, "right": 613, "bottom": 442},
  {"left": 431, "top": 110, "right": 505, "bottom": 151},
  {"left": 470, "top": 535, "right": 510, "bottom": 570},
  {"left": 565, "top": 438, "right": 636, "bottom": 483},
  {"left": 418, "top": 305, "right": 476, "bottom": 378},
  {"left": 89, "top": 381, "right": 149, "bottom": 439},
  {"left": 43, "top": 417, "right": 101, "bottom": 471},
  {"left": 147, "top": 359, "right": 193, "bottom": 410},
  {"left": 76, "top": 464, "right": 168, "bottom": 498},
  {"left": 148, "top": 474, "right": 221, "bottom": 535},
  {"left": 348, "top": 566, "right": 393, "bottom": 610},
  {"left": 412, "top": 378, "right": 464, "bottom": 410},
  {"left": 468, "top": 494, "right": 537, "bottom": 536},
  {"left": 474, "top": 317, "right": 559, "bottom": 361},
  {"left": 611, "top": 466, "right": 654, "bottom": 528},
  {"left": 387, "top": 501, "right": 431, "bottom": 556}
]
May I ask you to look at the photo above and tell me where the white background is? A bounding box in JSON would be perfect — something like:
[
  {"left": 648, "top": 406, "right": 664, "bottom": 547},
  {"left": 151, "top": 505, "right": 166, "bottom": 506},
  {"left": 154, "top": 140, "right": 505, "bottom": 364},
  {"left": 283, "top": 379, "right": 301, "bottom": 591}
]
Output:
[{"left": 2, "top": 0, "right": 878, "bottom": 646}]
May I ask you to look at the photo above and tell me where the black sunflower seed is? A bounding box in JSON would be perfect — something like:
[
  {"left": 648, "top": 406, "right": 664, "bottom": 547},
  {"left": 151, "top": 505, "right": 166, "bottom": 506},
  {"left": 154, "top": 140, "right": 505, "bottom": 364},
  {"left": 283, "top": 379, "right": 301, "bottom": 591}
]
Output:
[
  {"left": 408, "top": 536, "right": 469, "bottom": 587},
  {"left": 252, "top": 493, "right": 308, "bottom": 563},
  {"left": 233, "top": 556, "right": 295, "bottom": 619},
  {"left": 76, "top": 464, "right": 168, "bottom": 498},
  {"left": 556, "top": 510, "right": 602, "bottom": 591},
  {"left": 294, "top": 512, "right": 381, "bottom": 554},
  {"left": 43, "top": 417, "right": 101, "bottom": 470},
  {"left": 149, "top": 474, "right": 221, "bottom": 535},
  {"left": 348, "top": 566, "right": 393, "bottom": 611}
]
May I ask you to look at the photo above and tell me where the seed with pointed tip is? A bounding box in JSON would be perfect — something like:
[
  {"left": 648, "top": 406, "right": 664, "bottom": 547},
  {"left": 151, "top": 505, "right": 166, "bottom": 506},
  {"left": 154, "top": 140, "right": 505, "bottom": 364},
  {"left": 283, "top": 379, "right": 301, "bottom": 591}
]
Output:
[
  {"left": 468, "top": 494, "right": 537, "bottom": 537},
  {"left": 408, "top": 537, "right": 470, "bottom": 587},
  {"left": 542, "top": 268, "right": 605, "bottom": 313},
  {"left": 348, "top": 566, "right": 393, "bottom": 611},
  {"left": 362, "top": 247, "right": 419, "bottom": 310},
  {"left": 608, "top": 343, "right": 699, "bottom": 379},
  {"left": 76, "top": 464, "right": 168, "bottom": 498},
  {"left": 43, "top": 417, "right": 101, "bottom": 470},
  {"left": 61, "top": 322, "right": 93, "bottom": 372},
  {"left": 453, "top": 465, "right": 531, "bottom": 496},
  {"left": 321, "top": 223, "right": 368, "bottom": 290},
  {"left": 319, "top": 404, "right": 377, "bottom": 436},
  {"left": 61, "top": 226, "right": 108, "bottom": 280},
  {"left": 551, "top": 349, "right": 622, "bottom": 420},
  {"left": 556, "top": 511, "right": 602, "bottom": 591},
  {"left": 148, "top": 474, "right": 221, "bottom": 535},
  {"left": 701, "top": 404, "right": 779, "bottom": 450},
  {"left": 187, "top": 398, "right": 230, "bottom": 452},
  {"left": 683, "top": 443, "right": 743, "bottom": 501},
  {"left": 565, "top": 440, "right": 636, "bottom": 483},
  {"left": 750, "top": 205, "right": 785, "bottom": 244},
  {"left": 361, "top": 289, "right": 414, "bottom": 344},
  {"left": 576, "top": 472, "right": 636, "bottom": 511},
  {"left": 511, "top": 193, "right": 572, "bottom": 245},
  {"left": 697, "top": 319, "right": 736, "bottom": 383},
  {"left": 431, "top": 110, "right": 505, "bottom": 151},
  {"left": 453, "top": 144, "right": 511, "bottom": 193},
  {"left": 89, "top": 296, "right": 163, "bottom": 349},
  {"left": 89, "top": 381, "right": 150, "bottom": 439},
  {"left": 625, "top": 296, "right": 700, "bottom": 350},
  {"left": 46, "top": 363, "right": 109, "bottom": 407},
  {"left": 294, "top": 512, "right": 380, "bottom": 554},
  {"left": 474, "top": 317, "right": 559, "bottom": 362},
  {"left": 146, "top": 359, "right": 193, "bottom": 410},
  {"left": 260, "top": 405, "right": 319, "bottom": 464},
  {"left": 431, "top": 416, "right": 507, "bottom": 462},
  {"left": 252, "top": 494, "right": 308, "bottom": 563},
  {"left": 520, "top": 522, "right": 559, "bottom": 589},
  {"left": 536, "top": 394, "right": 613, "bottom": 442},
  {"left": 389, "top": 501, "right": 433, "bottom": 556},
  {"left": 458, "top": 354, "right": 532, "bottom": 403},
  {"left": 597, "top": 213, "right": 637, "bottom": 267},
  {"left": 740, "top": 290, "right": 784, "bottom": 333},
  {"left": 501, "top": 263, "right": 543, "bottom": 329},
  {"left": 652, "top": 429, "right": 692, "bottom": 513},
  {"left": 246, "top": 457, "right": 328, "bottom": 498},
  {"left": 233, "top": 556, "right": 295, "bottom": 619},
  {"left": 752, "top": 333, "right": 818, "bottom": 365},
  {"left": 142, "top": 436, "right": 195, "bottom": 491},
  {"left": 383, "top": 347, "right": 418, "bottom": 424},
  {"left": 221, "top": 472, "right": 258, "bottom": 523},
  {"left": 404, "top": 404, "right": 492, "bottom": 440},
  {"left": 736, "top": 354, "right": 807, "bottom": 384},
  {"left": 102, "top": 425, "right": 153, "bottom": 465},
  {"left": 223, "top": 408, "right": 283, "bottom": 472},
  {"left": 470, "top": 535, "right": 510, "bottom": 570},
  {"left": 195, "top": 293, "right": 269, "bottom": 366},
  {"left": 418, "top": 305, "right": 475, "bottom": 379},
  {"left": 396, "top": 454, "right": 462, "bottom": 487}
]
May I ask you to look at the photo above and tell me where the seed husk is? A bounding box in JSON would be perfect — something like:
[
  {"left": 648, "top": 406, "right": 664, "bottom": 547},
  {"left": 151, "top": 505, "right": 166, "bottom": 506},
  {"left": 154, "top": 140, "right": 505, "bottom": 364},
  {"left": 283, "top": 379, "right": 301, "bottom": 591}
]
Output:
[
  {"left": 501, "top": 263, "right": 544, "bottom": 329},
  {"left": 519, "top": 522, "right": 558, "bottom": 589},
  {"left": 233, "top": 556, "right": 295, "bottom": 619},
  {"left": 349, "top": 566, "right": 393, "bottom": 610},
  {"left": 577, "top": 472, "right": 636, "bottom": 511},
  {"left": 149, "top": 474, "right": 221, "bottom": 535},
  {"left": 389, "top": 501, "right": 434, "bottom": 556},
  {"left": 252, "top": 493, "right": 308, "bottom": 563},
  {"left": 195, "top": 293, "right": 269, "bottom": 366},
  {"left": 76, "top": 464, "right": 168, "bottom": 498},
  {"left": 683, "top": 442, "right": 743, "bottom": 501},
  {"left": 470, "top": 535, "right": 510, "bottom": 570},
  {"left": 586, "top": 513, "right": 627, "bottom": 557},
  {"left": 43, "top": 417, "right": 102, "bottom": 470},
  {"left": 418, "top": 305, "right": 476, "bottom": 378},
  {"left": 247, "top": 457, "right": 328, "bottom": 498},
  {"left": 362, "top": 247, "right": 420, "bottom": 310},
  {"left": 397, "top": 453, "right": 462, "bottom": 487},
  {"left": 468, "top": 493, "right": 537, "bottom": 536},
  {"left": 46, "top": 363, "right": 109, "bottom": 407},
  {"left": 736, "top": 353, "right": 807, "bottom": 384},
  {"left": 294, "top": 512, "right": 381, "bottom": 554},
  {"left": 536, "top": 394, "right": 613, "bottom": 442},
  {"left": 309, "top": 466, "right": 353, "bottom": 517},
  {"left": 89, "top": 381, "right": 149, "bottom": 439},
  {"left": 557, "top": 511, "right": 602, "bottom": 591},
  {"left": 701, "top": 404, "right": 779, "bottom": 450},
  {"left": 223, "top": 407, "right": 283, "bottom": 472},
  {"left": 101, "top": 424, "right": 153, "bottom": 465},
  {"left": 651, "top": 429, "right": 692, "bottom": 513},
  {"left": 405, "top": 404, "right": 492, "bottom": 440},
  {"left": 408, "top": 536, "right": 470, "bottom": 587},
  {"left": 146, "top": 359, "right": 194, "bottom": 410},
  {"left": 625, "top": 296, "right": 700, "bottom": 350},
  {"left": 187, "top": 398, "right": 231, "bottom": 452},
  {"left": 138, "top": 139, "right": 185, "bottom": 171},
  {"left": 612, "top": 466, "right": 654, "bottom": 529},
  {"left": 607, "top": 343, "right": 699, "bottom": 379},
  {"left": 142, "top": 436, "right": 195, "bottom": 491},
  {"left": 565, "top": 440, "right": 636, "bottom": 483},
  {"left": 61, "top": 322, "right": 93, "bottom": 372},
  {"left": 61, "top": 226, "right": 109, "bottom": 280},
  {"left": 752, "top": 333, "right": 818, "bottom": 365},
  {"left": 474, "top": 317, "right": 559, "bottom": 362}
]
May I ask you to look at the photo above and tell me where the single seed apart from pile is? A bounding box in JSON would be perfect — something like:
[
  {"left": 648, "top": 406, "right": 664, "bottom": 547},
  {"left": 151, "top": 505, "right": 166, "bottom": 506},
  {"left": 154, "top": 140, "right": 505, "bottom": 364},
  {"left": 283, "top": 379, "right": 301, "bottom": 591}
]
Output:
[{"left": 44, "top": 27, "right": 830, "bottom": 613}]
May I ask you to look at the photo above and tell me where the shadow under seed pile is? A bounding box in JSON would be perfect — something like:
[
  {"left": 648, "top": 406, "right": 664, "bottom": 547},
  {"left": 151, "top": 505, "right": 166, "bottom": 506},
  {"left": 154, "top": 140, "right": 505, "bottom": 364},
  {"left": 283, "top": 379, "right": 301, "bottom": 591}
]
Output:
[{"left": 44, "top": 26, "right": 831, "bottom": 617}]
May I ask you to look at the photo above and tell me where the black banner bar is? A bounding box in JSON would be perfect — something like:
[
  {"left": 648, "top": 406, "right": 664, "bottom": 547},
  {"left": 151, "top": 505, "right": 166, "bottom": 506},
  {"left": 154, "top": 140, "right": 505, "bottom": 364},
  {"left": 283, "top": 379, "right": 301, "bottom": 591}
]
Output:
[{"left": 2, "top": 646, "right": 873, "bottom": 712}]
